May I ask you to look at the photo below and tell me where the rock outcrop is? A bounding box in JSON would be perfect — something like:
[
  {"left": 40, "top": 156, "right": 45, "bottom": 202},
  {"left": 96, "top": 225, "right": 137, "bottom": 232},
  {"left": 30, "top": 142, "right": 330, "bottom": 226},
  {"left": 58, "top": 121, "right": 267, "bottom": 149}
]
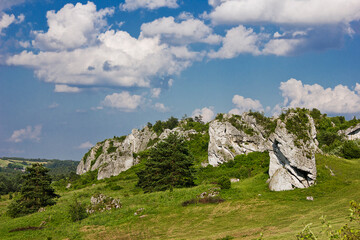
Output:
[
  {"left": 76, "top": 126, "right": 157, "bottom": 180},
  {"left": 207, "top": 110, "right": 318, "bottom": 191},
  {"left": 77, "top": 125, "right": 201, "bottom": 180},
  {"left": 208, "top": 113, "right": 271, "bottom": 166},
  {"left": 339, "top": 123, "right": 360, "bottom": 140},
  {"left": 268, "top": 113, "right": 318, "bottom": 191}
]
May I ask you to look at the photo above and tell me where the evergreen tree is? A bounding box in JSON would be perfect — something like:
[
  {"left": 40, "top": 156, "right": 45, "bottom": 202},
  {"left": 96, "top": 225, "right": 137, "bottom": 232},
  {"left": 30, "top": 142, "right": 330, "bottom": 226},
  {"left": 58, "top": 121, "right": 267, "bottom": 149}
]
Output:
[
  {"left": 137, "top": 132, "right": 195, "bottom": 192},
  {"left": 7, "top": 164, "right": 59, "bottom": 218}
]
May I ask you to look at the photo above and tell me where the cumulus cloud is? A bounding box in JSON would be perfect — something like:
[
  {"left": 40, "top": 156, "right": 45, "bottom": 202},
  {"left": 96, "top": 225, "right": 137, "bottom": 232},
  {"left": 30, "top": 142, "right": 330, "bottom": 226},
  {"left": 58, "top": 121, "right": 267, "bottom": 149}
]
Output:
[
  {"left": 207, "top": 0, "right": 360, "bottom": 25},
  {"left": 0, "top": 13, "right": 24, "bottom": 34},
  {"left": 32, "top": 2, "right": 113, "bottom": 51},
  {"left": 54, "top": 84, "right": 81, "bottom": 93},
  {"left": 140, "top": 16, "right": 221, "bottom": 44},
  {"left": 279, "top": 78, "right": 360, "bottom": 114},
  {"left": 262, "top": 38, "right": 303, "bottom": 56},
  {"left": 8, "top": 125, "right": 42, "bottom": 143},
  {"left": 208, "top": 25, "right": 261, "bottom": 58},
  {"left": 192, "top": 107, "right": 215, "bottom": 123},
  {"left": 6, "top": 2, "right": 200, "bottom": 90},
  {"left": 77, "top": 141, "right": 94, "bottom": 149},
  {"left": 229, "top": 95, "right": 263, "bottom": 114},
  {"left": 120, "top": 0, "right": 178, "bottom": 11},
  {"left": 151, "top": 88, "right": 161, "bottom": 98},
  {"left": 154, "top": 102, "right": 169, "bottom": 112},
  {"left": 102, "top": 91, "right": 143, "bottom": 111}
]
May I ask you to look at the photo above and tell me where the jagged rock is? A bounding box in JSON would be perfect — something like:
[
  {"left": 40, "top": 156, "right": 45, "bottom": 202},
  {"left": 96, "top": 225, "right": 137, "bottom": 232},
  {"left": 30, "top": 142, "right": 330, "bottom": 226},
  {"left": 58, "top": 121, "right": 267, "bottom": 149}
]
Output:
[
  {"left": 77, "top": 126, "right": 157, "bottom": 180},
  {"left": 268, "top": 112, "right": 317, "bottom": 191},
  {"left": 87, "top": 194, "right": 121, "bottom": 214},
  {"left": 339, "top": 123, "right": 360, "bottom": 140},
  {"left": 77, "top": 125, "right": 200, "bottom": 180},
  {"left": 208, "top": 113, "right": 270, "bottom": 166}
]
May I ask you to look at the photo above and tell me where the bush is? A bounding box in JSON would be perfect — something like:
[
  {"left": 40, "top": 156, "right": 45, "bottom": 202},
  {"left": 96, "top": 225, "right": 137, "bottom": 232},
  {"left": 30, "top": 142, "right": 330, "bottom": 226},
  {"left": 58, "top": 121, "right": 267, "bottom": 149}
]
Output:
[
  {"left": 68, "top": 198, "right": 88, "bottom": 222},
  {"left": 218, "top": 176, "right": 231, "bottom": 189},
  {"left": 342, "top": 141, "right": 360, "bottom": 159}
]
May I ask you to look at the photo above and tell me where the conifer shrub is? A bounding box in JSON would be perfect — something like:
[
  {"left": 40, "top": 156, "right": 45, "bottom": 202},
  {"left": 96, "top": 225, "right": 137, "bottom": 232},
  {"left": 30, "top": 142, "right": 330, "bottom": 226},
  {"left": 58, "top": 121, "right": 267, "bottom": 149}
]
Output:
[
  {"left": 68, "top": 198, "right": 88, "bottom": 222},
  {"left": 217, "top": 176, "right": 231, "bottom": 189}
]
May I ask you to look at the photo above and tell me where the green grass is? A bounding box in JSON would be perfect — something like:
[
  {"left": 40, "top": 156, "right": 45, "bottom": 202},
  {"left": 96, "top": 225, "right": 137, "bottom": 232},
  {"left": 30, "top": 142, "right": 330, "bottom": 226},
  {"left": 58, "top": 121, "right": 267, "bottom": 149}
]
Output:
[{"left": 0, "top": 154, "right": 359, "bottom": 239}]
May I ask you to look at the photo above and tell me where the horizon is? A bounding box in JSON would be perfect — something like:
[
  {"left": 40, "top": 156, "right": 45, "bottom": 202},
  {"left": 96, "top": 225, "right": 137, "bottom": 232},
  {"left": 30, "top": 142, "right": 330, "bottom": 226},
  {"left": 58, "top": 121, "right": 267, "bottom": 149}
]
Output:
[{"left": 1, "top": 0, "right": 360, "bottom": 160}]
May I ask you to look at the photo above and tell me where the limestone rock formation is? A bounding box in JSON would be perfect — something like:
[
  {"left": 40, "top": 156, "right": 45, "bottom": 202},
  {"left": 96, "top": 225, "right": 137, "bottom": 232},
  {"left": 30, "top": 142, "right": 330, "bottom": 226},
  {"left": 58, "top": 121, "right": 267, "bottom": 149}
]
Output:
[
  {"left": 76, "top": 126, "right": 157, "bottom": 180},
  {"left": 268, "top": 112, "right": 318, "bottom": 191},
  {"left": 207, "top": 110, "right": 318, "bottom": 191},
  {"left": 339, "top": 123, "right": 360, "bottom": 140},
  {"left": 77, "top": 125, "right": 200, "bottom": 180},
  {"left": 208, "top": 113, "right": 271, "bottom": 166}
]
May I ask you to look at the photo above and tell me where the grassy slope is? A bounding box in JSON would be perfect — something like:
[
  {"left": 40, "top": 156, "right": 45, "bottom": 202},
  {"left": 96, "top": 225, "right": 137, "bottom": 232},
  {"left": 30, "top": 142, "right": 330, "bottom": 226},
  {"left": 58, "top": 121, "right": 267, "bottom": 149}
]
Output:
[{"left": 0, "top": 154, "right": 359, "bottom": 240}]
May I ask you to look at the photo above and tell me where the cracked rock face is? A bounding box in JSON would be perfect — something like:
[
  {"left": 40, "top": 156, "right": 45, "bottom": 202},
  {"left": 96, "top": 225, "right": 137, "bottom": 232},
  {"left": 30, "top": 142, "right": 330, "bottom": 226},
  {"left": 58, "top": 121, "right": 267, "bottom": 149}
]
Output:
[
  {"left": 76, "top": 126, "right": 201, "bottom": 180},
  {"left": 208, "top": 113, "right": 271, "bottom": 166},
  {"left": 339, "top": 123, "right": 360, "bottom": 140},
  {"left": 207, "top": 111, "right": 318, "bottom": 191},
  {"left": 268, "top": 114, "right": 317, "bottom": 191},
  {"left": 76, "top": 126, "right": 157, "bottom": 180}
]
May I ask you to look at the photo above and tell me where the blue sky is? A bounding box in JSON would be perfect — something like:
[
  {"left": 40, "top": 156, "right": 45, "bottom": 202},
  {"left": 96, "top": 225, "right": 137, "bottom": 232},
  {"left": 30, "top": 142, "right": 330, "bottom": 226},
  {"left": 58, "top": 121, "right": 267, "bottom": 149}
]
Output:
[{"left": 1, "top": 0, "right": 360, "bottom": 160}]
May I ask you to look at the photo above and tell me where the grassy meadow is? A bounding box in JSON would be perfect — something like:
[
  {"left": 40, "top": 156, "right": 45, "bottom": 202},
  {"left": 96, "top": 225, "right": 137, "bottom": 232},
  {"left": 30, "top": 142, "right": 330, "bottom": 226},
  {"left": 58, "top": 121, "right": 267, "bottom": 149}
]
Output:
[{"left": 0, "top": 154, "right": 359, "bottom": 240}]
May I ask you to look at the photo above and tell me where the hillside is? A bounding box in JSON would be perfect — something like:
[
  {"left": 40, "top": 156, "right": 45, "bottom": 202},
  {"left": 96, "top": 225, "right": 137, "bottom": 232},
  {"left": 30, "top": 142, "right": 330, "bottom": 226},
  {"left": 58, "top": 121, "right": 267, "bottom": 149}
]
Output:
[
  {"left": 0, "top": 109, "right": 360, "bottom": 239},
  {"left": 0, "top": 153, "right": 359, "bottom": 239}
]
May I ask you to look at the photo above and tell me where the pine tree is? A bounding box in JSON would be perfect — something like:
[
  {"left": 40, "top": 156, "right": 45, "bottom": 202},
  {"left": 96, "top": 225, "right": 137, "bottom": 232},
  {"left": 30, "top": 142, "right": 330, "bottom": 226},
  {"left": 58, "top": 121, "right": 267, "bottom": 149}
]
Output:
[
  {"left": 7, "top": 164, "right": 59, "bottom": 218},
  {"left": 137, "top": 132, "right": 195, "bottom": 192}
]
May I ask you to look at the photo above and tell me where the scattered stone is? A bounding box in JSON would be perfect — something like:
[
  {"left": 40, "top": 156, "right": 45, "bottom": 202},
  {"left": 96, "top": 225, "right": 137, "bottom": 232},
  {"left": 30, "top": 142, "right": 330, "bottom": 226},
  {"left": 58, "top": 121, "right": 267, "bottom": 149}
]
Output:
[
  {"left": 39, "top": 221, "right": 47, "bottom": 227},
  {"left": 230, "top": 178, "right": 240, "bottom": 183},
  {"left": 38, "top": 207, "right": 46, "bottom": 212},
  {"left": 306, "top": 196, "right": 314, "bottom": 201},
  {"left": 134, "top": 208, "right": 145, "bottom": 216},
  {"left": 87, "top": 193, "right": 121, "bottom": 214},
  {"left": 139, "top": 215, "right": 147, "bottom": 218},
  {"left": 66, "top": 183, "right": 71, "bottom": 189}
]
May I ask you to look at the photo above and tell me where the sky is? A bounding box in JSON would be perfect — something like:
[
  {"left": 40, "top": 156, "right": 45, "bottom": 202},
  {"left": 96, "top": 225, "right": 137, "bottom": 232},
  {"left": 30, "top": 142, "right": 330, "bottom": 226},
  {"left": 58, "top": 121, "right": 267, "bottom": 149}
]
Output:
[{"left": 1, "top": 0, "right": 360, "bottom": 160}]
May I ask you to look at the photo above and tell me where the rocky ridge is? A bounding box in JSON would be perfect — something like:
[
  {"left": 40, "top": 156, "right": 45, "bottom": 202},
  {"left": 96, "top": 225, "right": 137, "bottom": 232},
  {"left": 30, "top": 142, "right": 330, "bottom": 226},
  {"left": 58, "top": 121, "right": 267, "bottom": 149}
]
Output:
[{"left": 77, "top": 110, "right": 319, "bottom": 191}]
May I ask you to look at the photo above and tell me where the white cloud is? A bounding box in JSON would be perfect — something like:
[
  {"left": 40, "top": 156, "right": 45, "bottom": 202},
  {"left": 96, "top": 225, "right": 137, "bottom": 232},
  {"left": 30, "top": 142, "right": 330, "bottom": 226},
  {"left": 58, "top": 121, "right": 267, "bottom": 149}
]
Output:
[
  {"left": 140, "top": 16, "right": 221, "bottom": 44},
  {"left": 208, "top": 0, "right": 360, "bottom": 25},
  {"left": 7, "top": 2, "right": 200, "bottom": 90},
  {"left": 54, "top": 84, "right": 81, "bottom": 93},
  {"left": 0, "top": 13, "right": 24, "bottom": 34},
  {"left": 208, "top": 25, "right": 261, "bottom": 59},
  {"left": 229, "top": 95, "right": 263, "bottom": 114},
  {"left": 120, "top": 0, "right": 178, "bottom": 11},
  {"left": 8, "top": 125, "right": 42, "bottom": 143},
  {"left": 262, "top": 38, "right": 303, "bottom": 56},
  {"left": 192, "top": 107, "right": 215, "bottom": 123},
  {"left": 168, "top": 79, "right": 174, "bottom": 87},
  {"left": 151, "top": 88, "right": 161, "bottom": 98},
  {"left": 154, "top": 102, "right": 169, "bottom": 112},
  {"left": 0, "top": 0, "right": 26, "bottom": 12},
  {"left": 32, "top": 2, "right": 113, "bottom": 51},
  {"left": 279, "top": 78, "right": 360, "bottom": 114},
  {"left": 102, "top": 91, "right": 143, "bottom": 111},
  {"left": 77, "top": 141, "right": 94, "bottom": 149}
]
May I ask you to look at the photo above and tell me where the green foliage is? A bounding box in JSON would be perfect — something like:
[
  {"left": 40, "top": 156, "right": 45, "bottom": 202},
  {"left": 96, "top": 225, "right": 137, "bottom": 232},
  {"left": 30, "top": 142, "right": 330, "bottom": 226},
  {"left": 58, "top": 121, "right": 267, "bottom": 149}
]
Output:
[
  {"left": 296, "top": 224, "right": 316, "bottom": 240},
  {"left": 107, "top": 141, "right": 117, "bottom": 154},
  {"left": 217, "top": 176, "right": 231, "bottom": 189},
  {"left": 137, "top": 132, "right": 195, "bottom": 192},
  {"left": 146, "top": 137, "right": 159, "bottom": 148},
  {"left": 187, "top": 133, "right": 210, "bottom": 165},
  {"left": 95, "top": 146, "right": 103, "bottom": 160},
  {"left": 113, "top": 135, "right": 126, "bottom": 142},
  {"left": 7, "top": 164, "right": 59, "bottom": 218},
  {"left": 283, "top": 108, "right": 311, "bottom": 146},
  {"left": 196, "top": 152, "right": 269, "bottom": 184},
  {"left": 342, "top": 141, "right": 360, "bottom": 159},
  {"left": 67, "top": 198, "right": 88, "bottom": 222},
  {"left": 182, "top": 118, "right": 209, "bottom": 132},
  {"left": 82, "top": 149, "right": 91, "bottom": 162},
  {"left": 248, "top": 110, "right": 277, "bottom": 137},
  {"left": 228, "top": 115, "right": 255, "bottom": 136},
  {"left": 151, "top": 117, "right": 179, "bottom": 135},
  {"left": 215, "top": 113, "right": 224, "bottom": 121},
  {"left": 70, "top": 170, "right": 98, "bottom": 189}
]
